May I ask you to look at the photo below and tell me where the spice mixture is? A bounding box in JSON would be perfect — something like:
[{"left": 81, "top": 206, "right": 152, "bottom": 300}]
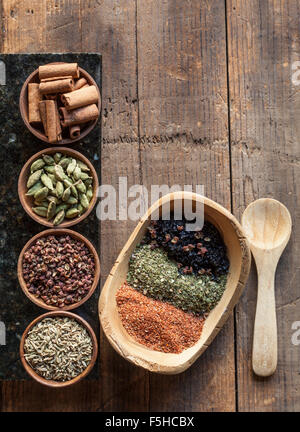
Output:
[
  {"left": 24, "top": 317, "right": 93, "bottom": 381},
  {"left": 117, "top": 217, "right": 229, "bottom": 353},
  {"left": 26, "top": 152, "right": 94, "bottom": 226},
  {"left": 22, "top": 234, "right": 95, "bottom": 307},
  {"left": 127, "top": 245, "right": 227, "bottom": 316},
  {"left": 116, "top": 282, "right": 205, "bottom": 354},
  {"left": 144, "top": 220, "right": 229, "bottom": 280}
]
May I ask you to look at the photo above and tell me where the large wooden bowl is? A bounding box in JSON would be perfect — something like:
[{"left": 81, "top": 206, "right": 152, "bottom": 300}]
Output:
[
  {"left": 20, "top": 311, "right": 98, "bottom": 388},
  {"left": 19, "top": 64, "right": 101, "bottom": 145},
  {"left": 18, "top": 147, "right": 99, "bottom": 228},
  {"left": 99, "top": 192, "right": 251, "bottom": 374},
  {"left": 18, "top": 228, "right": 100, "bottom": 311}
]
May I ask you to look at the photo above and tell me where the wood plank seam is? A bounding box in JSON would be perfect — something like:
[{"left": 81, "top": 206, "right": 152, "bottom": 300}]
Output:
[{"left": 224, "top": 0, "right": 238, "bottom": 413}]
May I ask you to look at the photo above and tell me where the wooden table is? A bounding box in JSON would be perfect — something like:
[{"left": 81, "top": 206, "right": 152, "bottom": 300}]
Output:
[{"left": 1, "top": 0, "right": 299, "bottom": 412}]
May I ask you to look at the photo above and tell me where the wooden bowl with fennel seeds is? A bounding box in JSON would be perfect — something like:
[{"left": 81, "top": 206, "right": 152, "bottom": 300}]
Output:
[{"left": 20, "top": 311, "right": 98, "bottom": 387}]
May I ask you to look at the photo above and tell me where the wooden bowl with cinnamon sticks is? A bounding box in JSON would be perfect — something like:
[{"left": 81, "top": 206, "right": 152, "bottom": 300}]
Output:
[{"left": 19, "top": 62, "right": 101, "bottom": 145}]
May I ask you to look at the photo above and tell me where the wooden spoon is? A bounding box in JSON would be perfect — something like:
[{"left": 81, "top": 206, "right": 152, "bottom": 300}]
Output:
[{"left": 242, "top": 198, "right": 292, "bottom": 377}]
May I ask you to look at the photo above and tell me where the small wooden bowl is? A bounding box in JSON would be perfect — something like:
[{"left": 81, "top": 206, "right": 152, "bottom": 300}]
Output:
[
  {"left": 18, "top": 147, "right": 99, "bottom": 228},
  {"left": 19, "top": 64, "right": 101, "bottom": 145},
  {"left": 20, "top": 310, "right": 98, "bottom": 387},
  {"left": 17, "top": 228, "right": 100, "bottom": 311},
  {"left": 99, "top": 192, "right": 251, "bottom": 374}
]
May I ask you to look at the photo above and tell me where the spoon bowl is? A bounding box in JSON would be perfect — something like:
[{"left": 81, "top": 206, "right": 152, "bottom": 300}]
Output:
[
  {"left": 242, "top": 198, "right": 292, "bottom": 377},
  {"left": 242, "top": 198, "right": 292, "bottom": 252}
]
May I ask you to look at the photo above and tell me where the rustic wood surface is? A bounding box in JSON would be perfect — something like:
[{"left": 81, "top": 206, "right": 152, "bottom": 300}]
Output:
[{"left": 1, "top": 0, "right": 299, "bottom": 411}]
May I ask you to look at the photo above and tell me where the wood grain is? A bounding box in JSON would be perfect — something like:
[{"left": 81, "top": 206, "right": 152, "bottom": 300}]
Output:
[
  {"left": 227, "top": 0, "right": 300, "bottom": 411},
  {"left": 1, "top": 0, "right": 299, "bottom": 412},
  {"left": 137, "top": 0, "right": 234, "bottom": 411},
  {"left": 81, "top": 0, "right": 149, "bottom": 411}
]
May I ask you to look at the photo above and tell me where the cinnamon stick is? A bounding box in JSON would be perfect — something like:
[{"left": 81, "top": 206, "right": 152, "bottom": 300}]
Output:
[
  {"left": 74, "top": 77, "right": 87, "bottom": 90},
  {"left": 39, "top": 101, "right": 48, "bottom": 136},
  {"left": 39, "top": 78, "right": 74, "bottom": 95},
  {"left": 39, "top": 63, "right": 79, "bottom": 80},
  {"left": 61, "top": 85, "right": 98, "bottom": 110},
  {"left": 45, "top": 100, "right": 57, "bottom": 143},
  {"left": 28, "top": 83, "right": 42, "bottom": 123},
  {"left": 41, "top": 75, "right": 73, "bottom": 83},
  {"left": 70, "top": 125, "right": 81, "bottom": 139},
  {"left": 54, "top": 100, "right": 62, "bottom": 141},
  {"left": 59, "top": 104, "right": 99, "bottom": 127}
]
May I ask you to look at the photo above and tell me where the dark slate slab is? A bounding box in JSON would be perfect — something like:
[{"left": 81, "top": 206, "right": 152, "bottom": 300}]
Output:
[{"left": 0, "top": 53, "right": 102, "bottom": 379}]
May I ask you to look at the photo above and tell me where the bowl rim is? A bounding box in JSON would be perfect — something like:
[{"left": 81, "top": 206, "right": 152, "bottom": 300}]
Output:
[
  {"left": 20, "top": 310, "right": 98, "bottom": 388},
  {"left": 99, "top": 191, "right": 251, "bottom": 374},
  {"left": 18, "top": 146, "right": 99, "bottom": 228},
  {"left": 19, "top": 64, "right": 101, "bottom": 145},
  {"left": 17, "top": 228, "right": 100, "bottom": 311}
]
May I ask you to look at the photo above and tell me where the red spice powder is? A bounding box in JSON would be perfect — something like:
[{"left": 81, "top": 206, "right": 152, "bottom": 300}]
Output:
[{"left": 116, "top": 282, "right": 205, "bottom": 354}]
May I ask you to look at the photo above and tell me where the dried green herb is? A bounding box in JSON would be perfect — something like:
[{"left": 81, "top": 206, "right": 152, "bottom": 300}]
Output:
[{"left": 127, "top": 245, "right": 227, "bottom": 316}]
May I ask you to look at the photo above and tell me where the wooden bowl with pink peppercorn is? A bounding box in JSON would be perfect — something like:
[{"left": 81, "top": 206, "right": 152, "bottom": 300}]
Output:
[{"left": 17, "top": 228, "right": 100, "bottom": 311}]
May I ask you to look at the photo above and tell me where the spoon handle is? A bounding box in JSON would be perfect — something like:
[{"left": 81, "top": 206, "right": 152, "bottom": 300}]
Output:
[{"left": 252, "top": 267, "right": 277, "bottom": 377}]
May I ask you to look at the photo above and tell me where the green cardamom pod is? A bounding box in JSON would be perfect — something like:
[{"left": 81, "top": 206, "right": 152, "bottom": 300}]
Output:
[
  {"left": 44, "top": 165, "right": 55, "bottom": 174},
  {"left": 53, "top": 152, "right": 62, "bottom": 163},
  {"left": 54, "top": 164, "right": 65, "bottom": 181},
  {"left": 73, "top": 165, "right": 81, "bottom": 181},
  {"left": 32, "top": 207, "right": 47, "bottom": 217},
  {"left": 47, "top": 195, "right": 59, "bottom": 204},
  {"left": 80, "top": 193, "right": 89, "bottom": 209},
  {"left": 30, "top": 158, "right": 45, "bottom": 173},
  {"left": 34, "top": 199, "right": 48, "bottom": 208},
  {"left": 56, "top": 181, "right": 64, "bottom": 199},
  {"left": 77, "top": 160, "right": 90, "bottom": 172},
  {"left": 26, "top": 181, "right": 43, "bottom": 196},
  {"left": 42, "top": 154, "right": 55, "bottom": 165},
  {"left": 47, "top": 201, "right": 56, "bottom": 220},
  {"left": 41, "top": 173, "right": 54, "bottom": 191},
  {"left": 49, "top": 189, "right": 58, "bottom": 197},
  {"left": 62, "top": 187, "right": 71, "bottom": 202},
  {"left": 77, "top": 203, "right": 84, "bottom": 215},
  {"left": 63, "top": 178, "right": 73, "bottom": 188},
  {"left": 80, "top": 172, "right": 91, "bottom": 181},
  {"left": 58, "top": 157, "right": 71, "bottom": 168},
  {"left": 86, "top": 185, "right": 93, "bottom": 202},
  {"left": 84, "top": 177, "right": 93, "bottom": 186},
  {"left": 66, "top": 196, "right": 78, "bottom": 205},
  {"left": 53, "top": 209, "right": 65, "bottom": 226},
  {"left": 67, "top": 158, "right": 77, "bottom": 176},
  {"left": 34, "top": 186, "right": 49, "bottom": 201},
  {"left": 76, "top": 179, "right": 87, "bottom": 194},
  {"left": 55, "top": 203, "right": 69, "bottom": 215},
  {"left": 63, "top": 178, "right": 78, "bottom": 197},
  {"left": 66, "top": 208, "right": 80, "bottom": 219},
  {"left": 27, "top": 169, "right": 43, "bottom": 189},
  {"left": 47, "top": 173, "right": 57, "bottom": 186}
]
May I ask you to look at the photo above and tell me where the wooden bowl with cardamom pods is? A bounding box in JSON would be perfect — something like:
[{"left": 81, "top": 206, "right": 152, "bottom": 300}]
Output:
[
  {"left": 20, "top": 311, "right": 98, "bottom": 388},
  {"left": 19, "top": 63, "right": 101, "bottom": 145},
  {"left": 17, "top": 228, "right": 100, "bottom": 311},
  {"left": 18, "top": 147, "right": 99, "bottom": 228},
  {"left": 99, "top": 191, "right": 251, "bottom": 374}
]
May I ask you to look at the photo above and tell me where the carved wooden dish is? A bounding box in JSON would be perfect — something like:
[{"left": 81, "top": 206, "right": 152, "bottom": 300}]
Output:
[{"left": 99, "top": 192, "right": 251, "bottom": 374}]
